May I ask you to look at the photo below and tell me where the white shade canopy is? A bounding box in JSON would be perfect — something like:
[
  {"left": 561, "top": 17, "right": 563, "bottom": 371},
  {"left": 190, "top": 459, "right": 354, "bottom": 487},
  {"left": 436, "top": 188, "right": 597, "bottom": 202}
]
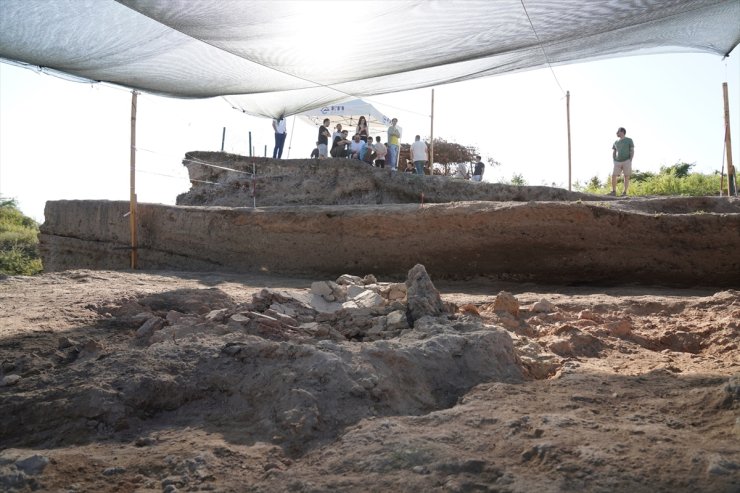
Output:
[{"left": 1, "top": 0, "right": 738, "bottom": 119}]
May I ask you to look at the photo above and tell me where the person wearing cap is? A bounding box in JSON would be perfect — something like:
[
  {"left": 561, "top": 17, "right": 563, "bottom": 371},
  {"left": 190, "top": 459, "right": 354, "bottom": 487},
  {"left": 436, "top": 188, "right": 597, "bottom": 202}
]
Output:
[{"left": 387, "top": 118, "right": 401, "bottom": 171}]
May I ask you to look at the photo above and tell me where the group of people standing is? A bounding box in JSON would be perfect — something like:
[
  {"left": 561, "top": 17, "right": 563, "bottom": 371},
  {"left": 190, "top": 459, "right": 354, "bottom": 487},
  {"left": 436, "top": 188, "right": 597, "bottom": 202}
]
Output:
[
  {"left": 276, "top": 113, "right": 635, "bottom": 196},
  {"left": 310, "top": 116, "right": 433, "bottom": 177},
  {"left": 313, "top": 116, "right": 405, "bottom": 171}
]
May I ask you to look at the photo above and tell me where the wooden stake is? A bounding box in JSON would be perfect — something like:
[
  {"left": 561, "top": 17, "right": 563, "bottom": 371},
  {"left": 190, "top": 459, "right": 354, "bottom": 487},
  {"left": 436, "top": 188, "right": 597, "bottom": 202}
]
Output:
[
  {"left": 129, "top": 91, "right": 138, "bottom": 269},
  {"left": 566, "top": 90, "right": 572, "bottom": 192},
  {"left": 430, "top": 88, "right": 435, "bottom": 174},
  {"left": 722, "top": 82, "right": 736, "bottom": 195}
]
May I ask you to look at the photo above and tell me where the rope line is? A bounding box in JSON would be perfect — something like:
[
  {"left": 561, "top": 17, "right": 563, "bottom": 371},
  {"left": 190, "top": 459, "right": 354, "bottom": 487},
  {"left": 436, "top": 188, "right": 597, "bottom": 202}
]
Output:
[
  {"left": 136, "top": 168, "right": 220, "bottom": 185},
  {"left": 181, "top": 157, "right": 253, "bottom": 175},
  {"left": 520, "top": 0, "right": 567, "bottom": 97}
]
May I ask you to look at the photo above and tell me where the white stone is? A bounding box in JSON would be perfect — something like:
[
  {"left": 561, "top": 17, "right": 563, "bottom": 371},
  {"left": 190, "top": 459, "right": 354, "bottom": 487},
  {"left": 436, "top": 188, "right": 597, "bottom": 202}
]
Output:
[
  {"left": 346, "top": 285, "right": 366, "bottom": 299},
  {"left": 205, "top": 308, "right": 229, "bottom": 322},
  {"left": 308, "top": 294, "right": 343, "bottom": 313},
  {"left": 310, "top": 281, "right": 333, "bottom": 297},
  {"left": 269, "top": 302, "right": 297, "bottom": 317},
  {"left": 386, "top": 310, "right": 409, "bottom": 330},
  {"left": 531, "top": 299, "right": 557, "bottom": 313},
  {"left": 336, "top": 274, "right": 363, "bottom": 285},
  {"left": 351, "top": 290, "right": 384, "bottom": 309},
  {"left": 230, "top": 313, "right": 251, "bottom": 323}
]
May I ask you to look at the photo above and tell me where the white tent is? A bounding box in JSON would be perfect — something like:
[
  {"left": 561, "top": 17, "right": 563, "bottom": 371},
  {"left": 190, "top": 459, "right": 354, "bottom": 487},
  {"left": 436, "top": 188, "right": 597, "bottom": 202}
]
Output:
[{"left": 297, "top": 99, "right": 394, "bottom": 137}]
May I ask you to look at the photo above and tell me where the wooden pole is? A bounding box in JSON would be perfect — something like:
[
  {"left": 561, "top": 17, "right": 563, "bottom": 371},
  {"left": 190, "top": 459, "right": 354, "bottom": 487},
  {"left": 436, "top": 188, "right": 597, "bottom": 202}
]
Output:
[
  {"left": 723, "top": 82, "right": 736, "bottom": 196},
  {"left": 430, "top": 89, "right": 435, "bottom": 175},
  {"left": 129, "top": 91, "right": 138, "bottom": 269},
  {"left": 221, "top": 127, "right": 226, "bottom": 152},
  {"left": 566, "top": 90, "right": 572, "bottom": 191}
]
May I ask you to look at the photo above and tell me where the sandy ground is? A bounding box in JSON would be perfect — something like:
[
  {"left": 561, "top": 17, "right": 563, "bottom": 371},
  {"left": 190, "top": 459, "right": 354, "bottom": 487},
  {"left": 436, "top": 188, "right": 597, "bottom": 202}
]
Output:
[{"left": 0, "top": 269, "right": 738, "bottom": 492}]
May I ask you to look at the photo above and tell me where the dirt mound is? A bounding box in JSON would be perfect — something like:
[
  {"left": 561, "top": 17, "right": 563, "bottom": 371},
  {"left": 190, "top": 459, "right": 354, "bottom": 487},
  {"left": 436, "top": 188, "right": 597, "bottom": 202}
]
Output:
[
  {"left": 176, "top": 152, "right": 596, "bottom": 207},
  {"left": 1, "top": 268, "right": 738, "bottom": 492}
]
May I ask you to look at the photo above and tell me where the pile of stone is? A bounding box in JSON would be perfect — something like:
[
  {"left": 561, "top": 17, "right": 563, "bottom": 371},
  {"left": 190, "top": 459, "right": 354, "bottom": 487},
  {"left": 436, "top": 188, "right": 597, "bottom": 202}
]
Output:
[{"left": 134, "top": 264, "right": 452, "bottom": 347}]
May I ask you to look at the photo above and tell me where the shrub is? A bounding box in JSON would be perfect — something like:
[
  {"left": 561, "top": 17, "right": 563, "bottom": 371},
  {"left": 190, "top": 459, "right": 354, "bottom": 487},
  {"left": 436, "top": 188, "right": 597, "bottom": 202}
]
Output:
[
  {"left": 574, "top": 161, "right": 723, "bottom": 196},
  {"left": 0, "top": 199, "right": 43, "bottom": 276}
]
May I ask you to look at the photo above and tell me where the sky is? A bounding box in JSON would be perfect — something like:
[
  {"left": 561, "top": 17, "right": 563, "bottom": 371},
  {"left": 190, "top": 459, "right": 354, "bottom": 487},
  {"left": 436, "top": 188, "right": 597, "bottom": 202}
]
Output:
[{"left": 0, "top": 51, "right": 738, "bottom": 223}]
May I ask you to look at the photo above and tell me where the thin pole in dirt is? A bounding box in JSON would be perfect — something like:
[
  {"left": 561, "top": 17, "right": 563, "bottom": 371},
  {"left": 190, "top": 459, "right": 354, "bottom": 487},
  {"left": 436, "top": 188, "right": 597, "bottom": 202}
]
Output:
[
  {"left": 566, "top": 90, "right": 572, "bottom": 192},
  {"left": 430, "top": 89, "right": 434, "bottom": 169},
  {"left": 722, "top": 82, "right": 736, "bottom": 196},
  {"left": 252, "top": 162, "right": 257, "bottom": 208},
  {"left": 129, "top": 90, "right": 138, "bottom": 269}
]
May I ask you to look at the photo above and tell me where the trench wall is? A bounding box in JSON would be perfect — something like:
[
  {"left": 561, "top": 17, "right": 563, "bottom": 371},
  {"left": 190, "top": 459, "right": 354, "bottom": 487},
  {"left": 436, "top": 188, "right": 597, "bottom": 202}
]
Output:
[{"left": 39, "top": 199, "right": 740, "bottom": 286}]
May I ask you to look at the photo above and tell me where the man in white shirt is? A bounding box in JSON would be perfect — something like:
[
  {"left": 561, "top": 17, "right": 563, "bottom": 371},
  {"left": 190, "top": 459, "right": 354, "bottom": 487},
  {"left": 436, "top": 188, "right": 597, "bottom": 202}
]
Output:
[
  {"left": 349, "top": 134, "right": 366, "bottom": 160},
  {"left": 331, "top": 124, "right": 343, "bottom": 143},
  {"left": 410, "top": 135, "right": 429, "bottom": 175},
  {"left": 272, "top": 116, "right": 287, "bottom": 159},
  {"left": 373, "top": 136, "right": 387, "bottom": 168}
]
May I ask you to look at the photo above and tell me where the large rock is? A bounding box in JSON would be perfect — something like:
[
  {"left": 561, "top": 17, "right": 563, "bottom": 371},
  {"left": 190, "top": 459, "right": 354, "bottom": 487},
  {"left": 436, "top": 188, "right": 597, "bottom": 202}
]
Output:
[{"left": 406, "top": 264, "right": 447, "bottom": 323}]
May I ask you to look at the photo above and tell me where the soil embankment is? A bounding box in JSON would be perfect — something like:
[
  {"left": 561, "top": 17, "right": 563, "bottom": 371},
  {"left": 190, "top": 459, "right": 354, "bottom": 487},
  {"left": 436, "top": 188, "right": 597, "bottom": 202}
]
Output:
[{"left": 39, "top": 152, "right": 740, "bottom": 287}]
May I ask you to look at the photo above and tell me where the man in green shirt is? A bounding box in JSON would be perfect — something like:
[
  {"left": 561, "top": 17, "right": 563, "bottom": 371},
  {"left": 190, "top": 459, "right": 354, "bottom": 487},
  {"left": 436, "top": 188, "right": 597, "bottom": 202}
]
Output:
[{"left": 609, "top": 127, "right": 634, "bottom": 196}]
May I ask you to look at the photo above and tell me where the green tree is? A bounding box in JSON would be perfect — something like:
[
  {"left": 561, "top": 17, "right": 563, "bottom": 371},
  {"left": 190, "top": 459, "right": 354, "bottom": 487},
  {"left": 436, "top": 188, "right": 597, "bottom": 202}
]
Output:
[
  {"left": 0, "top": 198, "right": 43, "bottom": 275},
  {"left": 509, "top": 173, "right": 527, "bottom": 186},
  {"left": 661, "top": 162, "right": 693, "bottom": 178}
]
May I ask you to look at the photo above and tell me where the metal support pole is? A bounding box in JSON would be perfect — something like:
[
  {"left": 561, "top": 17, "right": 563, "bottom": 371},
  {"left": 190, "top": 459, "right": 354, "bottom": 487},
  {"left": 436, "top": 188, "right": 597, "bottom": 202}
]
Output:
[{"left": 221, "top": 127, "right": 226, "bottom": 152}]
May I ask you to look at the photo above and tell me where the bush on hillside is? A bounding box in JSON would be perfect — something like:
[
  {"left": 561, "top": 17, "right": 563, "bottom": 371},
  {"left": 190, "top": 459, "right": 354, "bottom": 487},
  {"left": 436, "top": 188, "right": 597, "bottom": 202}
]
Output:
[
  {"left": 0, "top": 199, "right": 43, "bottom": 276},
  {"left": 574, "top": 162, "right": 724, "bottom": 196}
]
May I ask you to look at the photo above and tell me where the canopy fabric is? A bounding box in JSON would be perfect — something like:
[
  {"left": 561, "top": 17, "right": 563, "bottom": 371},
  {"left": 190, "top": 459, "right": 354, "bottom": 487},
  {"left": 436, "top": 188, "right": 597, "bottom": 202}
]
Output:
[
  {"left": 1, "top": 0, "right": 738, "bottom": 119},
  {"left": 292, "top": 99, "right": 393, "bottom": 136}
]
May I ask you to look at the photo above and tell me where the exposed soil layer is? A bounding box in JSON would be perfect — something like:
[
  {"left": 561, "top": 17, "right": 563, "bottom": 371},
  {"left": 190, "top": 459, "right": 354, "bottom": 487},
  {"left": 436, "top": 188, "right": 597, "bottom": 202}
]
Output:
[
  {"left": 1, "top": 270, "right": 738, "bottom": 493},
  {"left": 38, "top": 153, "right": 740, "bottom": 286}
]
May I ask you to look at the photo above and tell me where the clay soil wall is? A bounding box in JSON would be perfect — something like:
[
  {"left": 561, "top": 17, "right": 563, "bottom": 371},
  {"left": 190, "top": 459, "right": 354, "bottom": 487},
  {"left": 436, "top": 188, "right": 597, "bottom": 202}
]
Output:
[{"left": 40, "top": 197, "right": 740, "bottom": 287}]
